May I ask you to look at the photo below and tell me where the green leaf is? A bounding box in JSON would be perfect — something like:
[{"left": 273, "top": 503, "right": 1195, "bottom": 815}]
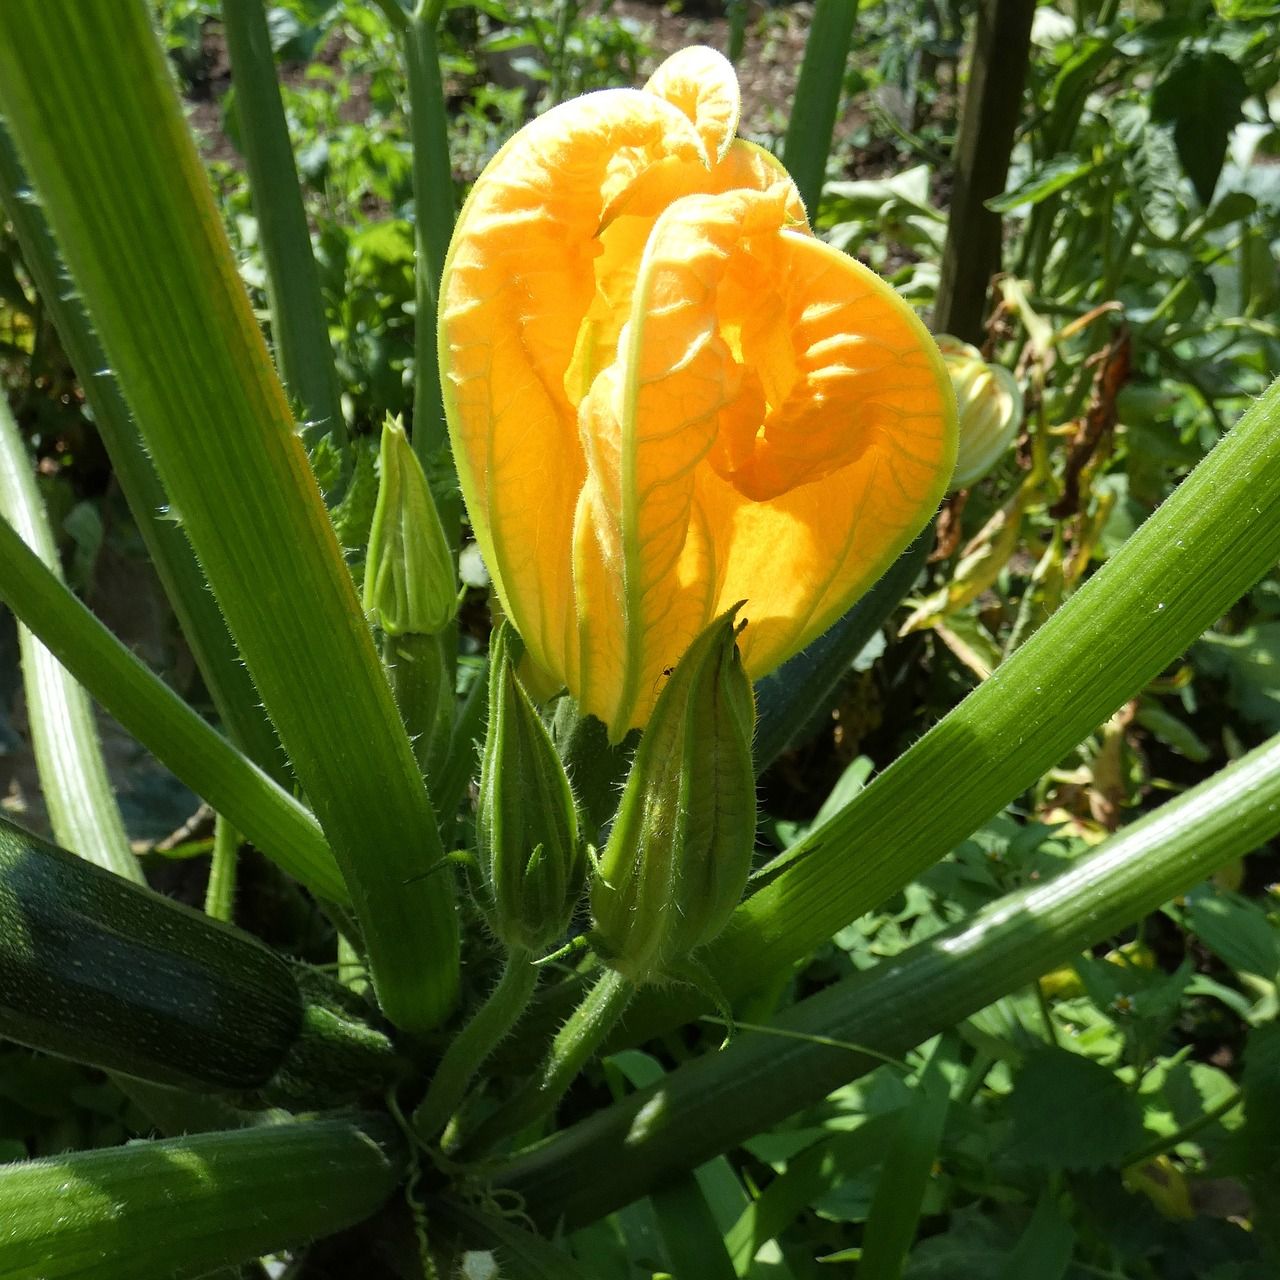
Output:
[
  {"left": 1007, "top": 1049, "right": 1146, "bottom": 1170},
  {"left": 0, "top": 0, "right": 458, "bottom": 1030},
  {"left": 1186, "top": 885, "right": 1280, "bottom": 983},
  {"left": 754, "top": 530, "right": 928, "bottom": 771},
  {"left": 1131, "top": 125, "right": 1186, "bottom": 241},
  {"left": 986, "top": 155, "right": 1099, "bottom": 214},
  {"left": 1195, "top": 622, "right": 1280, "bottom": 731},
  {"left": 857, "top": 1038, "right": 956, "bottom": 1280},
  {"left": 0, "top": 1115, "right": 405, "bottom": 1280},
  {"left": 995, "top": 1193, "right": 1075, "bottom": 1280},
  {"left": 1152, "top": 49, "right": 1249, "bottom": 205}
]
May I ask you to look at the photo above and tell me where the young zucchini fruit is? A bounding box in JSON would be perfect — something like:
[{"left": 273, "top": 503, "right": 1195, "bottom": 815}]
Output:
[{"left": 0, "top": 816, "right": 402, "bottom": 1099}]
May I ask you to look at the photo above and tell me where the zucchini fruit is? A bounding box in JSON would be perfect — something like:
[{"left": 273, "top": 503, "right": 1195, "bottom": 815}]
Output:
[{"left": 0, "top": 814, "right": 302, "bottom": 1091}]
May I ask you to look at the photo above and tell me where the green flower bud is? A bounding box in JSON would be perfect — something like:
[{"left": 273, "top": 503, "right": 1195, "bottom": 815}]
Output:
[
  {"left": 590, "top": 606, "right": 756, "bottom": 985},
  {"left": 363, "top": 416, "right": 457, "bottom": 637},
  {"left": 937, "top": 336, "right": 1024, "bottom": 490},
  {"left": 478, "top": 624, "right": 585, "bottom": 952}
]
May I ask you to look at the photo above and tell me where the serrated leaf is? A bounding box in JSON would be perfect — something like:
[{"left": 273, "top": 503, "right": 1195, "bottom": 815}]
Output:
[
  {"left": 1131, "top": 125, "right": 1185, "bottom": 241},
  {"left": 1007, "top": 1049, "right": 1146, "bottom": 1170},
  {"left": 1151, "top": 49, "right": 1249, "bottom": 205}
]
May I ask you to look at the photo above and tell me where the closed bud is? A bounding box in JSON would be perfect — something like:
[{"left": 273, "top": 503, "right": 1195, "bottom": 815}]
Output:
[
  {"left": 937, "top": 336, "right": 1024, "bottom": 490},
  {"left": 590, "top": 606, "right": 756, "bottom": 985},
  {"left": 478, "top": 624, "right": 585, "bottom": 952},
  {"left": 363, "top": 416, "right": 458, "bottom": 637}
]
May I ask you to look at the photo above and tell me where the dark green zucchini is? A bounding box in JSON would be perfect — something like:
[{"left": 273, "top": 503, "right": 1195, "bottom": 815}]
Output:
[{"left": 0, "top": 815, "right": 302, "bottom": 1091}]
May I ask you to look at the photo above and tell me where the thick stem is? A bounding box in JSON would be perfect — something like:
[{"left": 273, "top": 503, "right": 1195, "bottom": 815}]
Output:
[
  {"left": 0, "top": 392, "right": 137, "bottom": 883},
  {"left": 384, "top": 630, "right": 452, "bottom": 789},
  {"left": 458, "top": 966, "right": 633, "bottom": 1158},
  {"left": 414, "top": 946, "right": 538, "bottom": 1141}
]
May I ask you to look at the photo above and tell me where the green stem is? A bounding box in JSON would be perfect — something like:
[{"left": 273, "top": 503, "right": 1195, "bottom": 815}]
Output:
[
  {"left": 0, "top": 514, "right": 346, "bottom": 902},
  {"left": 781, "top": 0, "right": 858, "bottom": 219},
  {"left": 1122, "top": 1085, "right": 1243, "bottom": 1169},
  {"left": 0, "top": 392, "right": 138, "bottom": 882},
  {"left": 222, "top": 0, "right": 343, "bottom": 444},
  {"left": 494, "top": 729, "right": 1280, "bottom": 1228},
  {"left": 205, "top": 815, "right": 240, "bottom": 922},
  {"left": 385, "top": 630, "right": 452, "bottom": 787},
  {"left": 459, "top": 966, "right": 634, "bottom": 1158},
  {"left": 415, "top": 946, "right": 539, "bottom": 1142},
  {"left": 0, "top": 116, "right": 286, "bottom": 786},
  {"left": 403, "top": 5, "right": 458, "bottom": 545},
  {"left": 1, "top": 393, "right": 254, "bottom": 1138}
]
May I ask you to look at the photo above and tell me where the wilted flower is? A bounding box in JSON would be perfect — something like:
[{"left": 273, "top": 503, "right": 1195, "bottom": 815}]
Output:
[
  {"left": 440, "top": 46, "right": 955, "bottom": 741},
  {"left": 936, "top": 336, "right": 1024, "bottom": 489}
]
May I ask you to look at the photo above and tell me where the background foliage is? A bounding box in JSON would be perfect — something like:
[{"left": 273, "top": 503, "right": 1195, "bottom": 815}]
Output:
[{"left": 0, "top": 1, "right": 1278, "bottom": 1277}]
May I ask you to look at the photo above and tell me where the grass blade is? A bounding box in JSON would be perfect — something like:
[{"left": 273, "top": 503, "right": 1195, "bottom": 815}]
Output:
[
  {"left": 0, "top": 0, "right": 458, "bottom": 1028},
  {"left": 856, "top": 1037, "right": 956, "bottom": 1280},
  {"left": 495, "top": 726, "right": 1280, "bottom": 1225},
  {"left": 651, "top": 1173, "right": 739, "bottom": 1280}
]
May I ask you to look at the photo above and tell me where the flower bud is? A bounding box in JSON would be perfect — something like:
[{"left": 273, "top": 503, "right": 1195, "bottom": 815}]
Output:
[
  {"left": 363, "top": 416, "right": 457, "bottom": 637},
  {"left": 937, "top": 336, "right": 1024, "bottom": 490},
  {"left": 477, "top": 624, "right": 585, "bottom": 952},
  {"left": 590, "top": 606, "right": 756, "bottom": 985}
]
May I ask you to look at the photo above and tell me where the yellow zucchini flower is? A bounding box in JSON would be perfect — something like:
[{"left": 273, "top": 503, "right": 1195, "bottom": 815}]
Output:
[{"left": 440, "top": 47, "right": 956, "bottom": 741}]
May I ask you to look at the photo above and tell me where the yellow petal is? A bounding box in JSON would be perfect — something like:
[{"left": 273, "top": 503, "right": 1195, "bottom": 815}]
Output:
[
  {"left": 575, "top": 187, "right": 955, "bottom": 735},
  {"left": 644, "top": 46, "right": 740, "bottom": 163},
  {"left": 440, "top": 88, "right": 708, "bottom": 687}
]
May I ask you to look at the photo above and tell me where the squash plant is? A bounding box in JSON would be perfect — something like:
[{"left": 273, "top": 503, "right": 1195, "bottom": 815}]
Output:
[{"left": 0, "top": 1, "right": 1277, "bottom": 1275}]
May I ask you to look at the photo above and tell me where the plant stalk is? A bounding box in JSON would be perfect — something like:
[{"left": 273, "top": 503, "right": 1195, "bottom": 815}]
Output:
[
  {"left": 415, "top": 946, "right": 539, "bottom": 1142},
  {"left": 222, "top": 0, "right": 344, "bottom": 444},
  {"left": 458, "top": 966, "right": 633, "bottom": 1158},
  {"left": 494, "top": 728, "right": 1280, "bottom": 1227}
]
